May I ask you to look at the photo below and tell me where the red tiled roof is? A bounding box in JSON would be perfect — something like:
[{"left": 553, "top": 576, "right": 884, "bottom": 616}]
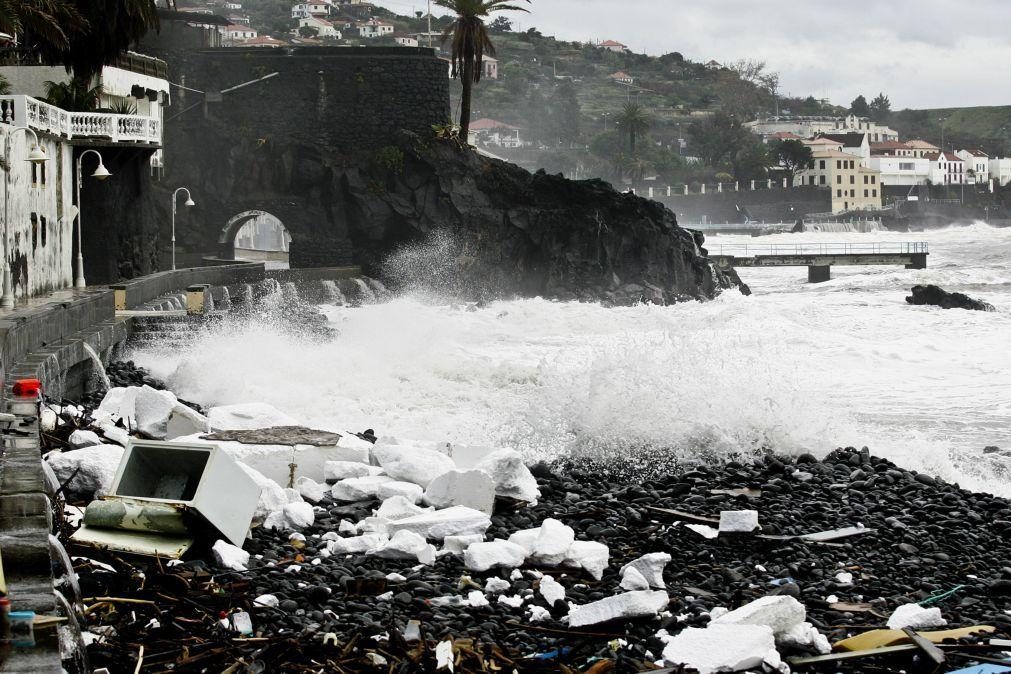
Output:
[
  {"left": 771, "top": 131, "right": 801, "bottom": 139},
  {"left": 470, "top": 118, "right": 519, "bottom": 131},
  {"left": 600, "top": 40, "right": 626, "bottom": 47}
]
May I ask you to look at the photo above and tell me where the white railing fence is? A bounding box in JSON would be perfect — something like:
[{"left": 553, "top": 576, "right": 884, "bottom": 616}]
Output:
[
  {"left": 0, "top": 95, "right": 160, "bottom": 145},
  {"left": 707, "top": 242, "right": 929, "bottom": 257}
]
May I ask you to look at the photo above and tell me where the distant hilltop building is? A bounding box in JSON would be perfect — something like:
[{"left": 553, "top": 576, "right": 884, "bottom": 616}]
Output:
[
  {"left": 597, "top": 40, "right": 628, "bottom": 53},
  {"left": 468, "top": 118, "right": 524, "bottom": 148},
  {"left": 747, "top": 114, "right": 898, "bottom": 143}
]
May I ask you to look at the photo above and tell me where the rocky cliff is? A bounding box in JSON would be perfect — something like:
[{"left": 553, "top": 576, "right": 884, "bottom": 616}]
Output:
[{"left": 336, "top": 132, "right": 739, "bottom": 304}]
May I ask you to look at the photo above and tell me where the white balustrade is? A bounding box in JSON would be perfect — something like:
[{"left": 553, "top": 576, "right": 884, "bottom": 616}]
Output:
[{"left": 0, "top": 95, "right": 160, "bottom": 145}]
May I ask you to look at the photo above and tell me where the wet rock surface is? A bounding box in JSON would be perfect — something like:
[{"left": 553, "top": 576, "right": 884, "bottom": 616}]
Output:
[
  {"left": 78, "top": 447, "right": 1011, "bottom": 672},
  {"left": 906, "top": 284, "right": 996, "bottom": 311}
]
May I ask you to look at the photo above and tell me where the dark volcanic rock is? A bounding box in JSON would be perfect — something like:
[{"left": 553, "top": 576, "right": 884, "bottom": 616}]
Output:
[
  {"left": 343, "top": 132, "right": 741, "bottom": 305},
  {"left": 906, "top": 284, "right": 995, "bottom": 311}
]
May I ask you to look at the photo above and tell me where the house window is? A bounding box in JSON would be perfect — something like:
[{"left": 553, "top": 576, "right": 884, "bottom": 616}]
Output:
[
  {"left": 820, "top": 175, "right": 826, "bottom": 185},
  {"left": 819, "top": 160, "right": 826, "bottom": 169},
  {"left": 810, "top": 176, "right": 816, "bottom": 185},
  {"left": 31, "top": 213, "right": 38, "bottom": 250},
  {"left": 836, "top": 160, "right": 842, "bottom": 169},
  {"left": 40, "top": 216, "right": 47, "bottom": 247},
  {"left": 850, "top": 189, "right": 855, "bottom": 197},
  {"left": 850, "top": 175, "right": 855, "bottom": 184},
  {"left": 849, "top": 160, "right": 855, "bottom": 169},
  {"left": 864, "top": 189, "right": 869, "bottom": 197},
  {"left": 837, "top": 189, "right": 842, "bottom": 197},
  {"left": 871, "top": 175, "right": 876, "bottom": 184},
  {"left": 31, "top": 164, "right": 38, "bottom": 186},
  {"left": 40, "top": 163, "right": 46, "bottom": 185},
  {"left": 873, "top": 189, "right": 877, "bottom": 197},
  {"left": 836, "top": 175, "right": 842, "bottom": 184},
  {"left": 864, "top": 175, "right": 869, "bottom": 184}
]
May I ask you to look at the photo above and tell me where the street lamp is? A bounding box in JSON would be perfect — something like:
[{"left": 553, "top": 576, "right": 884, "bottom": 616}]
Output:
[
  {"left": 1, "top": 126, "right": 48, "bottom": 309},
  {"left": 171, "top": 187, "right": 195, "bottom": 271},
  {"left": 74, "top": 149, "right": 112, "bottom": 289}
]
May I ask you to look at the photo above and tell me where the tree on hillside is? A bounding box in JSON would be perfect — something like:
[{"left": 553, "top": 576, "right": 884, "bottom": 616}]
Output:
[
  {"left": 438, "top": 0, "right": 531, "bottom": 141},
  {"left": 687, "top": 112, "right": 751, "bottom": 167},
  {"left": 298, "top": 25, "right": 318, "bottom": 38},
  {"left": 771, "top": 138, "right": 814, "bottom": 184},
  {"left": 869, "top": 93, "right": 891, "bottom": 121},
  {"left": 488, "top": 15, "right": 511, "bottom": 33},
  {"left": 850, "top": 95, "right": 870, "bottom": 117},
  {"left": 615, "top": 102, "right": 650, "bottom": 156}
]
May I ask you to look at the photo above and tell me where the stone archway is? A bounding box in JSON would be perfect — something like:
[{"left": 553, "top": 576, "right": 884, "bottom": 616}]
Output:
[{"left": 220, "top": 210, "right": 291, "bottom": 266}]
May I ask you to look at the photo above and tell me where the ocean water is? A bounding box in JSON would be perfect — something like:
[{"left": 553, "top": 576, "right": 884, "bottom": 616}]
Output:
[{"left": 131, "top": 223, "right": 1011, "bottom": 495}]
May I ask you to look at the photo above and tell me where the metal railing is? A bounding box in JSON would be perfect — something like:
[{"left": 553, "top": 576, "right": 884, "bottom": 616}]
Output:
[
  {"left": 0, "top": 95, "right": 161, "bottom": 145},
  {"left": 707, "top": 242, "right": 929, "bottom": 257}
]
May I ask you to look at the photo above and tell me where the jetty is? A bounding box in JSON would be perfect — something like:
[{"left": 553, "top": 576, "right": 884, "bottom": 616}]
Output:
[{"left": 706, "top": 241, "right": 929, "bottom": 282}]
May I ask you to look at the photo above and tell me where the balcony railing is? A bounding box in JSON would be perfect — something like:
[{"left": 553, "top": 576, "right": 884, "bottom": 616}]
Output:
[{"left": 0, "top": 95, "right": 161, "bottom": 145}]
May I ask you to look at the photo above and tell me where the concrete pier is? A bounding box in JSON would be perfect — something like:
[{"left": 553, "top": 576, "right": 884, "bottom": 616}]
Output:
[{"left": 708, "top": 241, "right": 929, "bottom": 283}]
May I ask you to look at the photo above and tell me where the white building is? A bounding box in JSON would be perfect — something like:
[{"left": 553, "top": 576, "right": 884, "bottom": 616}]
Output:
[
  {"left": 833, "top": 114, "right": 899, "bottom": 143},
  {"left": 393, "top": 34, "right": 418, "bottom": 47},
  {"left": 819, "top": 133, "right": 870, "bottom": 166},
  {"left": 358, "top": 19, "right": 394, "bottom": 38},
  {"left": 220, "top": 23, "right": 258, "bottom": 43},
  {"left": 468, "top": 118, "right": 523, "bottom": 148},
  {"left": 598, "top": 40, "right": 628, "bottom": 53},
  {"left": 291, "top": 1, "right": 331, "bottom": 18},
  {"left": 868, "top": 155, "right": 931, "bottom": 186},
  {"left": 927, "top": 151, "right": 966, "bottom": 185},
  {"left": 746, "top": 115, "right": 898, "bottom": 143},
  {"left": 224, "top": 1, "right": 243, "bottom": 8},
  {"left": 299, "top": 16, "right": 340, "bottom": 38},
  {"left": 955, "top": 149, "right": 989, "bottom": 184},
  {"left": 904, "top": 140, "right": 940, "bottom": 158},
  {"left": 989, "top": 158, "right": 1011, "bottom": 186}
]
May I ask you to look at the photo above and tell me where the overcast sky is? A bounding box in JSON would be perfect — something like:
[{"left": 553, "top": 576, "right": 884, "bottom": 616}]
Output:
[{"left": 370, "top": 0, "right": 1011, "bottom": 110}]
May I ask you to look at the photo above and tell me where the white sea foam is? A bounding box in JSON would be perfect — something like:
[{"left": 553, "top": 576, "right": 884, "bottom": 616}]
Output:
[{"left": 130, "top": 223, "right": 1011, "bottom": 495}]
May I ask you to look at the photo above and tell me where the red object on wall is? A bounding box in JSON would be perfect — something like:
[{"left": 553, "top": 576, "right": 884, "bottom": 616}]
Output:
[{"left": 12, "top": 379, "right": 42, "bottom": 398}]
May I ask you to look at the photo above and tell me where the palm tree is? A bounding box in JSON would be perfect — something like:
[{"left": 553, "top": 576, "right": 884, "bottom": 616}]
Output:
[
  {"left": 615, "top": 102, "right": 650, "bottom": 156},
  {"left": 43, "top": 78, "right": 102, "bottom": 112},
  {"left": 0, "top": 0, "right": 88, "bottom": 54},
  {"left": 436, "top": 0, "right": 530, "bottom": 142}
]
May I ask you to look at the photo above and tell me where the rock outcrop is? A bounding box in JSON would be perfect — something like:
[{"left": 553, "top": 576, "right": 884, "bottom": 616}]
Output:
[
  {"left": 906, "top": 285, "right": 995, "bottom": 311},
  {"left": 337, "top": 133, "right": 739, "bottom": 304}
]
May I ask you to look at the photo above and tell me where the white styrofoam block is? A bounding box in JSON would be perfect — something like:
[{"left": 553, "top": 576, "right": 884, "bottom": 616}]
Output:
[
  {"left": 372, "top": 529, "right": 436, "bottom": 565},
  {"left": 134, "top": 386, "right": 178, "bottom": 440},
  {"left": 46, "top": 445, "right": 124, "bottom": 499},
  {"left": 331, "top": 444, "right": 372, "bottom": 464},
  {"left": 443, "top": 534, "right": 485, "bottom": 555},
  {"left": 166, "top": 403, "right": 211, "bottom": 440},
  {"left": 718, "top": 510, "right": 760, "bottom": 533},
  {"left": 212, "top": 539, "right": 250, "bottom": 571},
  {"left": 377, "top": 481, "right": 425, "bottom": 504},
  {"left": 386, "top": 505, "right": 492, "bottom": 540},
  {"left": 295, "top": 476, "right": 327, "bottom": 503},
  {"left": 472, "top": 449, "right": 540, "bottom": 503},
  {"left": 331, "top": 475, "right": 396, "bottom": 502},
  {"left": 98, "top": 387, "right": 139, "bottom": 425},
  {"left": 662, "top": 624, "right": 777, "bottom": 673},
  {"left": 264, "top": 501, "right": 315, "bottom": 531},
  {"left": 562, "top": 541, "right": 610, "bottom": 580},
  {"left": 539, "top": 575, "right": 565, "bottom": 605},
  {"left": 237, "top": 461, "right": 287, "bottom": 520},
  {"left": 619, "top": 566, "right": 651, "bottom": 592},
  {"left": 506, "top": 528, "right": 540, "bottom": 555},
  {"left": 206, "top": 402, "right": 298, "bottom": 430},
  {"left": 567, "top": 590, "right": 669, "bottom": 627},
  {"left": 779, "top": 621, "right": 832, "bottom": 654},
  {"left": 375, "top": 494, "right": 428, "bottom": 521},
  {"left": 324, "top": 460, "right": 382, "bottom": 482},
  {"left": 619, "top": 552, "right": 671, "bottom": 589},
  {"left": 326, "top": 533, "right": 389, "bottom": 555},
  {"left": 484, "top": 577, "right": 511, "bottom": 594},
  {"left": 424, "top": 469, "right": 496, "bottom": 514},
  {"left": 68, "top": 429, "right": 102, "bottom": 449},
  {"left": 372, "top": 444, "right": 456, "bottom": 488},
  {"left": 886, "top": 603, "right": 947, "bottom": 630},
  {"left": 464, "top": 539, "right": 528, "bottom": 572},
  {"left": 467, "top": 590, "right": 490, "bottom": 607},
  {"left": 533, "top": 518, "right": 575, "bottom": 565},
  {"left": 712, "top": 595, "right": 806, "bottom": 636}
]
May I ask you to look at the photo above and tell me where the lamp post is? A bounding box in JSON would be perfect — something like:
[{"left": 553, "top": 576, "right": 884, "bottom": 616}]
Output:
[
  {"left": 171, "top": 187, "right": 195, "bottom": 271},
  {"left": 1, "top": 126, "right": 48, "bottom": 309},
  {"left": 74, "top": 149, "right": 112, "bottom": 289}
]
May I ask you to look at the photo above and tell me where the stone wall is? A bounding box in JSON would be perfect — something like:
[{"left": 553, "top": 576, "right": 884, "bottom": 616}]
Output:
[{"left": 651, "top": 185, "right": 833, "bottom": 224}]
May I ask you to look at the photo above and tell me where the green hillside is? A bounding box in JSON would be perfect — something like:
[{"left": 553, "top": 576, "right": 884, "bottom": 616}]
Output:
[{"left": 890, "top": 106, "right": 1011, "bottom": 156}]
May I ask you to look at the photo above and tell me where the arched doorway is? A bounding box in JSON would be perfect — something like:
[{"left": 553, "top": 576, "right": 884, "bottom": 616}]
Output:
[{"left": 220, "top": 211, "right": 291, "bottom": 268}]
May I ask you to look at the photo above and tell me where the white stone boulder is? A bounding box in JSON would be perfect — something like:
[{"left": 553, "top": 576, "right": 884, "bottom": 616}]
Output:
[
  {"left": 443, "top": 534, "right": 485, "bottom": 555},
  {"left": 472, "top": 449, "right": 540, "bottom": 503},
  {"left": 662, "top": 624, "right": 778, "bottom": 673},
  {"left": 46, "top": 445, "right": 124, "bottom": 499},
  {"left": 327, "top": 533, "right": 389, "bottom": 555},
  {"left": 533, "top": 518, "right": 575, "bottom": 565},
  {"left": 324, "top": 461, "right": 383, "bottom": 482},
  {"left": 886, "top": 603, "right": 947, "bottom": 630},
  {"left": 377, "top": 481, "right": 425, "bottom": 504},
  {"left": 68, "top": 429, "right": 102, "bottom": 449},
  {"left": 567, "top": 590, "right": 669, "bottom": 627},
  {"left": 424, "top": 469, "right": 496, "bottom": 514},
  {"left": 372, "top": 443, "right": 456, "bottom": 488},
  {"left": 264, "top": 501, "right": 315, "bottom": 531},
  {"left": 295, "top": 477, "right": 327, "bottom": 503},
  {"left": 464, "top": 540, "right": 528, "bottom": 572},
  {"left": 712, "top": 595, "right": 806, "bottom": 637},
  {"left": 371, "top": 530, "right": 436, "bottom": 565},
  {"left": 212, "top": 540, "right": 250, "bottom": 571},
  {"left": 538, "top": 575, "right": 566, "bottom": 605},
  {"left": 206, "top": 402, "right": 298, "bottom": 430},
  {"left": 619, "top": 552, "right": 671, "bottom": 589},
  {"left": 562, "top": 541, "right": 610, "bottom": 581},
  {"left": 718, "top": 510, "right": 760, "bottom": 533},
  {"left": 387, "top": 505, "right": 492, "bottom": 540},
  {"left": 331, "top": 475, "right": 395, "bottom": 502},
  {"left": 619, "top": 566, "right": 651, "bottom": 591}
]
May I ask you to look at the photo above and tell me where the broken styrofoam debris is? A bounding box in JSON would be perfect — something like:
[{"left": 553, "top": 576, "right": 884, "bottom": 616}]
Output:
[
  {"left": 424, "top": 469, "right": 497, "bottom": 515},
  {"left": 538, "top": 575, "right": 566, "bottom": 605},
  {"left": 324, "top": 460, "right": 383, "bottom": 482},
  {"left": 264, "top": 501, "right": 315, "bottom": 531},
  {"left": 212, "top": 540, "right": 250, "bottom": 571},
  {"left": 166, "top": 403, "right": 211, "bottom": 440},
  {"left": 386, "top": 505, "right": 492, "bottom": 540},
  {"left": 253, "top": 594, "right": 279, "bottom": 608},
  {"left": 506, "top": 528, "right": 540, "bottom": 555},
  {"left": 567, "top": 590, "right": 669, "bottom": 628},
  {"left": 484, "top": 577, "right": 512, "bottom": 594},
  {"left": 376, "top": 495, "right": 428, "bottom": 521},
  {"left": 464, "top": 540, "right": 528, "bottom": 572},
  {"left": 134, "top": 386, "right": 178, "bottom": 440},
  {"left": 466, "top": 590, "right": 490, "bottom": 608},
  {"left": 376, "top": 481, "right": 425, "bottom": 504},
  {"left": 98, "top": 387, "right": 140, "bottom": 425},
  {"left": 562, "top": 541, "right": 610, "bottom": 581},
  {"left": 712, "top": 596, "right": 806, "bottom": 637},
  {"left": 435, "top": 639, "right": 454, "bottom": 671},
  {"left": 779, "top": 621, "right": 832, "bottom": 654},
  {"left": 620, "top": 566, "right": 651, "bottom": 592},
  {"left": 326, "top": 533, "right": 389, "bottom": 555},
  {"left": 69, "top": 429, "right": 102, "bottom": 449},
  {"left": 662, "top": 624, "right": 778, "bottom": 673},
  {"left": 443, "top": 533, "right": 485, "bottom": 555},
  {"left": 472, "top": 449, "right": 540, "bottom": 503},
  {"left": 835, "top": 571, "right": 854, "bottom": 585},
  {"left": 372, "top": 443, "right": 457, "bottom": 488},
  {"left": 47, "top": 445, "right": 124, "bottom": 499},
  {"left": 685, "top": 524, "right": 720, "bottom": 539},
  {"left": 620, "top": 552, "right": 671, "bottom": 589},
  {"left": 295, "top": 477, "right": 327, "bottom": 503},
  {"left": 718, "top": 510, "right": 760, "bottom": 533},
  {"left": 886, "top": 603, "right": 947, "bottom": 630},
  {"left": 528, "top": 606, "right": 551, "bottom": 623},
  {"left": 372, "top": 530, "right": 436, "bottom": 565},
  {"left": 237, "top": 462, "right": 288, "bottom": 520},
  {"left": 206, "top": 402, "right": 298, "bottom": 430},
  {"left": 331, "top": 475, "right": 396, "bottom": 502},
  {"left": 533, "top": 518, "right": 576, "bottom": 565},
  {"left": 498, "top": 594, "right": 525, "bottom": 608}
]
